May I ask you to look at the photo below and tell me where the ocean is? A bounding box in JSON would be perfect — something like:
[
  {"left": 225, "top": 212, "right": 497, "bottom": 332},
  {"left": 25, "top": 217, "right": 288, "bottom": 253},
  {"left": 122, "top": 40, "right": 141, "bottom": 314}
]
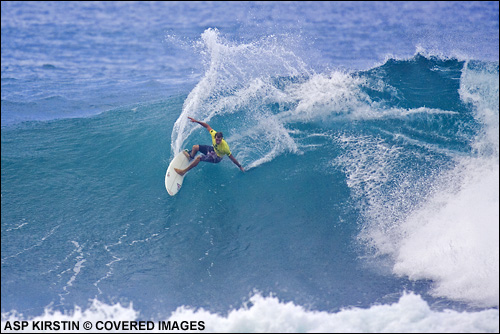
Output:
[{"left": 1, "top": 1, "right": 499, "bottom": 332}]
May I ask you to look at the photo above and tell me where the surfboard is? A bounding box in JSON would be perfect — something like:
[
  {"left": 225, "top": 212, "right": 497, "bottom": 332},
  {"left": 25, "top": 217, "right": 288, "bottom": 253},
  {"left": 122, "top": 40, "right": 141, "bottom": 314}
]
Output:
[{"left": 165, "top": 151, "right": 191, "bottom": 196}]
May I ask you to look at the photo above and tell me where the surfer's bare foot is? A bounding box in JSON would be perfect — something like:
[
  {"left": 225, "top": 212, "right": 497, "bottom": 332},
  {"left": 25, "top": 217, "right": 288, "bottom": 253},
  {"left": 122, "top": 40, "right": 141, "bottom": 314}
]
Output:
[
  {"left": 182, "top": 151, "right": 192, "bottom": 160},
  {"left": 174, "top": 168, "right": 185, "bottom": 176}
]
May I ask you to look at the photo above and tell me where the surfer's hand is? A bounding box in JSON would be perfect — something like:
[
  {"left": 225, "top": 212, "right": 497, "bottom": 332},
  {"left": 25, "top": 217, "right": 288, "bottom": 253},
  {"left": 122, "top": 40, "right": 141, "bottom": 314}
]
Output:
[
  {"left": 239, "top": 166, "right": 245, "bottom": 172},
  {"left": 188, "top": 117, "right": 197, "bottom": 123}
]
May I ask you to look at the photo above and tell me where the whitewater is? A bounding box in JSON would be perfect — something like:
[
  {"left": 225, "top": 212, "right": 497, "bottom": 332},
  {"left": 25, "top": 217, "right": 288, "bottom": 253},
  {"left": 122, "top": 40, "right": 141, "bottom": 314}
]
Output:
[{"left": 2, "top": 2, "right": 499, "bottom": 332}]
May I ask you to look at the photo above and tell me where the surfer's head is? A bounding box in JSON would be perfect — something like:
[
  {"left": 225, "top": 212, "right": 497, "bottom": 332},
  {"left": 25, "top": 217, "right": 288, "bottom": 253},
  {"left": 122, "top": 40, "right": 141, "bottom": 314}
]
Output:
[{"left": 215, "top": 132, "right": 223, "bottom": 144}]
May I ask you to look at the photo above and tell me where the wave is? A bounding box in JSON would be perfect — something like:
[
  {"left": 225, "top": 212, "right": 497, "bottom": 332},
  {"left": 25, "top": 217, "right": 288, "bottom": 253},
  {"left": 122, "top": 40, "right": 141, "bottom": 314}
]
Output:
[
  {"left": 169, "top": 28, "right": 499, "bottom": 308},
  {"left": 170, "top": 29, "right": 489, "bottom": 166},
  {"left": 343, "top": 60, "right": 499, "bottom": 307},
  {"left": 2, "top": 27, "right": 498, "bottom": 328},
  {"left": 2, "top": 293, "right": 498, "bottom": 333}
]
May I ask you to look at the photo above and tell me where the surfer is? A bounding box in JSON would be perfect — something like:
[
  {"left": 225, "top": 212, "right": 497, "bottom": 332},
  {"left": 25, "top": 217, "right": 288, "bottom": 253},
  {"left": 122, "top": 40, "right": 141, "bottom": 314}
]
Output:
[{"left": 174, "top": 117, "right": 245, "bottom": 176}]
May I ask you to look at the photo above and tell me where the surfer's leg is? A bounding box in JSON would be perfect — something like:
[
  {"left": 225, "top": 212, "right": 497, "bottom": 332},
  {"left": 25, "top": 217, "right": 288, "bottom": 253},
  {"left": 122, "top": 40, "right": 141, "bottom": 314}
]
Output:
[
  {"left": 175, "top": 156, "right": 201, "bottom": 176},
  {"left": 184, "top": 145, "right": 199, "bottom": 160},
  {"left": 190, "top": 145, "right": 200, "bottom": 158}
]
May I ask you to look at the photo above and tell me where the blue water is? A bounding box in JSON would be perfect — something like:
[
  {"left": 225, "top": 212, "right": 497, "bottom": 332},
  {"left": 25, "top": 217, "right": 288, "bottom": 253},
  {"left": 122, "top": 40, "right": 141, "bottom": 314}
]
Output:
[{"left": 2, "top": 2, "right": 499, "bottom": 332}]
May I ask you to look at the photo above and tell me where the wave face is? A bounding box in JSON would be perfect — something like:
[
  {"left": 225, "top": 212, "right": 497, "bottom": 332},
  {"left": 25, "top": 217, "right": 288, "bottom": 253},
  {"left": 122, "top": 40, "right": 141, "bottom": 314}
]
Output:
[
  {"left": 1, "top": 1, "right": 498, "bottom": 332},
  {"left": 170, "top": 28, "right": 499, "bottom": 310}
]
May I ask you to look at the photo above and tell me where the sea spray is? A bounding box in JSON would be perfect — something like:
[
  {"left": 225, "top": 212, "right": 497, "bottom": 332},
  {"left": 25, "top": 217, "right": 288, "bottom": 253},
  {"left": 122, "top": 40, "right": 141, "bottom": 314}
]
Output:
[{"left": 171, "top": 28, "right": 310, "bottom": 168}]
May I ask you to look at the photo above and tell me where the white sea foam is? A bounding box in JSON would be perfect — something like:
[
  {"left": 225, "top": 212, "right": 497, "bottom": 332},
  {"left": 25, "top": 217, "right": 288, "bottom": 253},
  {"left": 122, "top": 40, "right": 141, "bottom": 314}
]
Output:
[
  {"left": 2, "top": 293, "right": 498, "bottom": 333},
  {"left": 393, "top": 156, "right": 499, "bottom": 307},
  {"left": 390, "top": 61, "right": 499, "bottom": 307},
  {"left": 342, "top": 60, "right": 499, "bottom": 308}
]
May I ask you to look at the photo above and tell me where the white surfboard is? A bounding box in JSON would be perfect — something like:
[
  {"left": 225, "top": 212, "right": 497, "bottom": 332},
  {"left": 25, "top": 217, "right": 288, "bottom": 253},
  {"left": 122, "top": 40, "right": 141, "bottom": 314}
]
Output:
[{"left": 165, "top": 151, "right": 191, "bottom": 196}]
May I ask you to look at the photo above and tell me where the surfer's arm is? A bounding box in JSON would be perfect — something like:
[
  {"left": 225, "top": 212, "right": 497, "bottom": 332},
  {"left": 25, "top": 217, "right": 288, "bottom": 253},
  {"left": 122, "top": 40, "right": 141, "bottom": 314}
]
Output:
[
  {"left": 229, "top": 154, "right": 245, "bottom": 172},
  {"left": 188, "top": 117, "right": 213, "bottom": 132}
]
